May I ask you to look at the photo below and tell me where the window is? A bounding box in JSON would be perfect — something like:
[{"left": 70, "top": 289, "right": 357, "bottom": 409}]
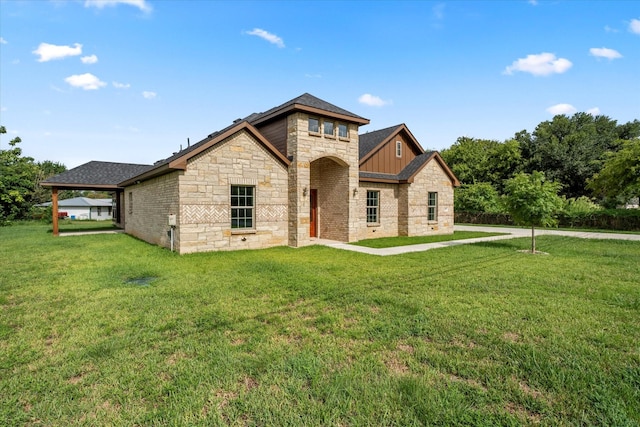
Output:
[
  {"left": 396, "top": 140, "right": 402, "bottom": 158},
  {"left": 231, "top": 185, "right": 255, "bottom": 229},
  {"left": 97, "top": 206, "right": 102, "bottom": 216},
  {"left": 308, "top": 117, "right": 319, "bottom": 133},
  {"left": 428, "top": 192, "right": 438, "bottom": 221},
  {"left": 128, "top": 192, "right": 133, "bottom": 215},
  {"left": 324, "top": 120, "right": 335, "bottom": 137},
  {"left": 366, "top": 190, "right": 380, "bottom": 224},
  {"left": 338, "top": 123, "right": 348, "bottom": 138}
]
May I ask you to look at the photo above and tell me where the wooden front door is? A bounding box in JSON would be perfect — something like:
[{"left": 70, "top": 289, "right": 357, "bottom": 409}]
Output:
[{"left": 310, "top": 189, "right": 318, "bottom": 238}]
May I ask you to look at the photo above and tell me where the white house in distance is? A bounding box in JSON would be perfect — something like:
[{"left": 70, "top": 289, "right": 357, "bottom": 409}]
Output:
[{"left": 38, "top": 197, "right": 113, "bottom": 221}]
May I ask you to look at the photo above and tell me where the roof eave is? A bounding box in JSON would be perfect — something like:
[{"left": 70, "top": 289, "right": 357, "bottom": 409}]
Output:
[
  {"left": 251, "top": 103, "right": 370, "bottom": 127},
  {"left": 120, "top": 122, "right": 291, "bottom": 187},
  {"left": 40, "top": 182, "right": 122, "bottom": 191}
]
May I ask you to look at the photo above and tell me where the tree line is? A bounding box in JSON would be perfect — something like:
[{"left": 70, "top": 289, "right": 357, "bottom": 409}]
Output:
[
  {"left": 441, "top": 113, "right": 640, "bottom": 213},
  {"left": 0, "top": 126, "right": 110, "bottom": 225}
]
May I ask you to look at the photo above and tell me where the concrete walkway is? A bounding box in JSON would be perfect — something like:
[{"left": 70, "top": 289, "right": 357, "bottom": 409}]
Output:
[{"left": 314, "top": 225, "right": 640, "bottom": 256}]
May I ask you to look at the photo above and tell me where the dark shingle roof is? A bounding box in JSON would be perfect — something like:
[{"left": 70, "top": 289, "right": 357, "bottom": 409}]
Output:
[
  {"left": 133, "top": 93, "right": 369, "bottom": 179},
  {"left": 359, "top": 151, "right": 435, "bottom": 182},
  {"left": 247, "top": 93, "right": 368, "bottom": 125},
  {"left": 358, "top": 124, "right": 402, "bottom": 160},
  {"left": 41, "top": 161, "right": 153, "bottom": 187}
]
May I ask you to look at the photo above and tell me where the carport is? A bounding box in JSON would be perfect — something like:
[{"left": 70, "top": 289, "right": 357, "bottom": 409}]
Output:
[{"left": 40, "top": 161, "right": 152, "bottom": 236}]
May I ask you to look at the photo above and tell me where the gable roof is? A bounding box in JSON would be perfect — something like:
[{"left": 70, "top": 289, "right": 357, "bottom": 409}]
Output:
[
  {"left": 359, "top": 151, "right": 460, "bottom": 186},
  {"left": 40, "top": 161, "right": 153, "bottom": 190},
  {"left": 121, "top": 93, "right": 365, "bottom": 186},
  {"left": 247, "top": 93, "right": 370, "bottom": 126},
  {"left": 119, "top": 121, "right": 291, "bottom": 187},
  {"left": 358, "top": 123, "right": 424, "bottom": 163}
]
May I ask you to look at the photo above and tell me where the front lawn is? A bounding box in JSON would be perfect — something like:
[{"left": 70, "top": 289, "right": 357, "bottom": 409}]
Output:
[{"left": 1, "top": 223, "right": 638, "bottom": 426}]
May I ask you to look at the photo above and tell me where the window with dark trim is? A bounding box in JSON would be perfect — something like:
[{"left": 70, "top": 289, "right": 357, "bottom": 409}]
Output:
[
  {"left": 128, "top": 192, "right": 133, "bottom": 215},
  {"left": 308, "top": 117, "right": 320, "bottom": 133},
  {"left": 231, "top": 185, "right": 255, "bottom": 229},
  {"left": 366, "top": 190, "right": 380, "bottom": 224},
  {"left": 324, "top": 120, "right": 335, "bottom": 137},
  {"left": 428, "top": 192, "right": 438, "bottom": 221},
  {"left": 338, "top": 123, "right": 348, "bottom": 138}
]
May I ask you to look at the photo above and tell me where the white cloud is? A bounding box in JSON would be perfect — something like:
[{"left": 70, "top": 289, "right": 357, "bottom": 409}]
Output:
[
  {"left": 546, "top": 103, "right": 576, "bottom": 115},
  {"left": 1, "top": 106, "right": 7, "bottom": 112},
  {"left": 528, "top": 0, "right": 538, "bottom": 5},
  {"left": 630, "top": 18, "right": 640, "bottom": 34},
  {"left": 81, "top": 54, "right": 98, "bottom": 64},
  {"left": 245, "top": 28, "right": 285, "bottom": 48},
  {"left": 64, "top": 73, "right": 106, "bottom": 90},
  {"left": 85, "top": 0, "right": 152, "bottom": 13},
  {"left": 113, "top": 81, "right": 131, "bottom": 89},
  {"left": 503, "top": 52, "right": 572, "bottom": 76},
  {"left": 587, "top": 107, "right": 601, "bottom": 116},
  {"left": 604, "top": 25, "right": 619, "bottom": 33},
  {"left": 33, "top": 42, "right": 82, "bottom": 62},
  {"left": 589, "top": 47, "right": 622, "bottom": 60},
  {"left": 304, "top": 73, "right": 322, "bottom": 79},
  {"left": 142, "top": 91, "right": 157, "bottom": 99},
  {"left": 0, "top": 37, "right": 7, "bottom": 44},
  {"left": 358, "top": 94, "right": 392, "bottom": 107}
]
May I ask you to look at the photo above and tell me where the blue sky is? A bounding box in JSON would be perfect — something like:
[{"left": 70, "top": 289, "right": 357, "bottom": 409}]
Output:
[{"left": 1, "top": 0, "right": 639, "bottom": 168}]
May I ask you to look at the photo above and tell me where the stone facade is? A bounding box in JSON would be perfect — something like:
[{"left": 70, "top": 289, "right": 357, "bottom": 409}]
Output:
[
  {"left": 121, "top": 94, "right": 457, "bottom": 253},
  {"left": 404, "top": 158, "right": 455, "bottom": 235},
  {"left": 354, "top": 158, "right": 455, "bottom": 240},
  {"left": 287, "top": 112, "right": 359, "bottom": 246},
  {"left": 125, "top": 130, "right": 289, "bottom": 254}
]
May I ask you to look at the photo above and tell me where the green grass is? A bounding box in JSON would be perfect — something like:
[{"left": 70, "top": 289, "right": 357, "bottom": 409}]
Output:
[
  {"left": 353, "top": 231, "right": 505, "bottom": 248},
  {"left": 56, "top": 219, "right": 120, "bottom": 233},
  {"left": 1, "top": 223, "right": 639, "bottom": 426}
]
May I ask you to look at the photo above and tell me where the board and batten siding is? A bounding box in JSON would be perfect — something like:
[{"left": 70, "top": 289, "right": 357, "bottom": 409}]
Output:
[{"left": 359, "top": 132, "right": 422, "bottom": 175}]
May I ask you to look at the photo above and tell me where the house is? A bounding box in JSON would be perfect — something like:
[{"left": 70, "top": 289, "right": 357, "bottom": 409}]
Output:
[
  {"left": 42, "top": 93, "right": 459, "bottom": 253},
  {"left": 36, "top": 197, "right": 114, "bottom": 220}
]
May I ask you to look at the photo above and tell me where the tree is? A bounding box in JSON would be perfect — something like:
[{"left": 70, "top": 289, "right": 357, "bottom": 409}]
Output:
[
  {"left": 503, "top": 171, "right": 563, "bottom": 253},
  {"left": 520, "top": 113, "right": 633, "bottom": 199},
  {"left": 0, "top": 126, "right": 38, "bottom": 223},
  {"left": 31, "top": 160, "right": 67, "bottom": 206},
  {"left": 454, "top": 182, "right": 503, "bottom": 213},
  {"left": 588, "top": 139, "right": 640, "bottom": 207},
  {"left": 441, "top": 137, "right": 522, "bottom": 191}
]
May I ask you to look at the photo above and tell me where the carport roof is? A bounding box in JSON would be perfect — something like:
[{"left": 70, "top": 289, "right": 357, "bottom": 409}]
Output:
[{"left": 40, "top": 161, "right": 153, "bottom": 190}]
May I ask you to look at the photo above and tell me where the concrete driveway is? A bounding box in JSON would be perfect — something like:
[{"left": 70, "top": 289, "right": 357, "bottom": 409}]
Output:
[{"left": 316, "top": 225, "right": 640, "bottom": 256}]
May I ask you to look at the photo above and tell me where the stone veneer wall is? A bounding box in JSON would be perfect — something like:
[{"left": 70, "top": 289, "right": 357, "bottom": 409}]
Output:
[
  {"left": 287, "top": 112, "right": 360, "bottom": 246},
  {"left": 177, "top": 130, "right": 289, "bottom": 254},
  {"left": 124, "top": 172, "right": 180, "bottom": 249},
  {"left": 405, "top": 159, "right": 455, "bottom": 235},
  {"left": 355, "top": 182, "right": 400, "bottom": 240}
]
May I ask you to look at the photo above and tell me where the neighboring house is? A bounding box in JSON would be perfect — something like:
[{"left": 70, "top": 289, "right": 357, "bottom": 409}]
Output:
[
  {"left": 37, "top": 197, "right": 113, "bottom": 220},
  {"left": 42, "top": 93, "right": 459, "bottom": 253}
]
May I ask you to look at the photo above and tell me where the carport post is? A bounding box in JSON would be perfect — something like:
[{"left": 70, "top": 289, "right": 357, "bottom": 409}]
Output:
[{"left": 52, "top": 187, "right": 59, "bottom": 236}]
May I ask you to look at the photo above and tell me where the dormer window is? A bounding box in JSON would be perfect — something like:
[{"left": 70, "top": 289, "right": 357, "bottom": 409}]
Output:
[
  {"left": 396, "top": 141, "right": 402, "bottom": 158},
  {"left": 308, "top": 117, "right": 320, "bottom": 133}
]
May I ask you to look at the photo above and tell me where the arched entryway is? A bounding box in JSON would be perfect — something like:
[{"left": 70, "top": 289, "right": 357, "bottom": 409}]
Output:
[{"left": 309, "top": 156, "right": 350, "bottom": 241}]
